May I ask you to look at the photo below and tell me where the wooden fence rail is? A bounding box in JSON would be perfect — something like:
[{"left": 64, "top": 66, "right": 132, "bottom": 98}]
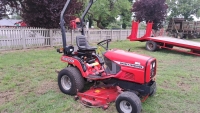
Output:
[{"left": 0, "top": 27, "right": 149, "bottom": 51}]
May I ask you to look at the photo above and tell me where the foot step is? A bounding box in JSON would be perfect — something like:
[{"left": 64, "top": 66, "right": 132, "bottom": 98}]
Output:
[{"left": 86, "top": 74, "right": 102, "bottom": 79}]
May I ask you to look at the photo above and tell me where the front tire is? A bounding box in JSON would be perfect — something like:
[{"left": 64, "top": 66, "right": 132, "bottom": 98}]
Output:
[
  {"left": 58, "top": 67, "right": 84, "bottom": 95},
  {"left": 149, "top": 82, "right": 157, "bottom": 96},
  {"left": 116, "top": 92, "right": 142, "bottom": 113}
]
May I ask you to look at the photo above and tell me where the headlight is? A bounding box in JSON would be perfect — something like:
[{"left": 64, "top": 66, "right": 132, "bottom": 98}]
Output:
[
  {"left": 150, "top": 61, "right": 156, "bottom": 78},
  {"left": 152, "top": 62, "right": 156, "bottom": 68},
  {"left": 150, "top": 62, "right": 155, "bottom": 69}
]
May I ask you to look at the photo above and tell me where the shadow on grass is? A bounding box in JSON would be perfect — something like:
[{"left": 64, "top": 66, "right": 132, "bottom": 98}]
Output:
[{"left": 81, "top": 82, "right": 94, "bottom": 92}]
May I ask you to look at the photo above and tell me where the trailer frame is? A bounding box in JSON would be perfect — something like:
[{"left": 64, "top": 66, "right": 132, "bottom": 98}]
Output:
[{"left": 128, "top": 21, "right": 200, "bottom": 56}]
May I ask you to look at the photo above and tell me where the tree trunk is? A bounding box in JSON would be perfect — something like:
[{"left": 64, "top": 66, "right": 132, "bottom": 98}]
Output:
[{"left": 96, "top": 21, "right": 105, "bottom": 29}]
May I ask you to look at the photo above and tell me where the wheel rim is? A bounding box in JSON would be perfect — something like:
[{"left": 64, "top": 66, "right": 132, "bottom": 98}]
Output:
[
  {"left": 148, "top": 43, "right": 153, "bottom": 50},
  {"left": 61, "top": 75, "right": 71, "bottom": 90},
  {"left": 119, "top": 100, "right": 132, "bottom": 113}
]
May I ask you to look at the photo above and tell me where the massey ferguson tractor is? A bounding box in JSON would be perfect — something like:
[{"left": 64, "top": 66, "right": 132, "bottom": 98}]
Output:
[{"left": 57, "top": 0, "right": 157, "bottom": 113}]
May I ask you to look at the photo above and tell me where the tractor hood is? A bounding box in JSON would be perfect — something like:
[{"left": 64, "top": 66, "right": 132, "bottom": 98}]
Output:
[{"left": 104, "top": 49, "right": 153, "bottom": 68}]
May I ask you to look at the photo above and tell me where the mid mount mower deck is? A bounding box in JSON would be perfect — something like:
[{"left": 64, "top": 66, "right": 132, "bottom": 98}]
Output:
[{"left": 57, "top": 0, "right": 157, "bottom": 113}]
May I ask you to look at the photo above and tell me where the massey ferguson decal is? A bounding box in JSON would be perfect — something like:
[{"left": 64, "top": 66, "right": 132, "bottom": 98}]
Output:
[
  {"left": 62, "top": 57, "right": 74, "bottom": 63},
  {"left": 115, "top": 61, "right": 144, "bottom": 69}
]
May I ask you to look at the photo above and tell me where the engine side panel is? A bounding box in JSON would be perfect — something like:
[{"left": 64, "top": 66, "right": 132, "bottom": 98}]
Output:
[
  {"left": 104, "top": 49, "right": 151, "bottom": 66},
  {"left": 104, "top": 49, "right": 156, "bottom": 84}
]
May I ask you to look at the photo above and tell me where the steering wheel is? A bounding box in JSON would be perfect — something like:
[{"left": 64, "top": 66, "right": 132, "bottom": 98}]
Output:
[{"left": 97, "top": 39, "right": 111, "bottom": 50}]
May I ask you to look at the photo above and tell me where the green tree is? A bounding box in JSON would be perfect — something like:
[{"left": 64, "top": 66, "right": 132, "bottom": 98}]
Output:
[
  {"left": 121, "top": 0, "right": 133, "bottom": 29},
  {"left": 166, "top": 0, "right": 200, "bottom": 20},
  {"left": 121, "top": 10, "right": 132, "bottom": 29},
  {"left": 0, "top": 0, "right": 22, "bottom": 16},
  {"left": 87, "top": 0, "right": 132, "bottom": 29},
  {"left": 0, "top": 1, "right": 6, "bottom": 19}
]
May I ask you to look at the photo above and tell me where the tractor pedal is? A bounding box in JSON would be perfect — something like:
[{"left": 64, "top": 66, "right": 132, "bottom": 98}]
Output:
[{"left": 86, "top": 74, "right": 102, "bottom": 79}]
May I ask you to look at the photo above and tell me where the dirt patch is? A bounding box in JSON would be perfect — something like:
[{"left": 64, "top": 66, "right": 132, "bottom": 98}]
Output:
[
  {"left": 0, "top": 47, "right": 54, "bottom": 55},
  {"left": 0, "top": 90, "right": 15, "bottom": 105},
  {"left": 177, "top": 81, "right": 191, "bottom": 91},
  {"left": 160, "top": 80, "right": 177, "bottom": 90},
  {"left": 176, "top": 76, "right": 199, "bottom": 91},
  {"left": 190, "top": 75, "right": 200, "bottom": 83},
  {"left": 0, "top": 80, "right": 59, "bottom": 105},
  {"left": 35, "top": 80, "right": 60, "bottom": 95}
]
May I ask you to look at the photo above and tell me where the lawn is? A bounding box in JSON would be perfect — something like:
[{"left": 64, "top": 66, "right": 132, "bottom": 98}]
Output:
[{"left": 0, "top": 39, "right": 200, "bottom": 113}]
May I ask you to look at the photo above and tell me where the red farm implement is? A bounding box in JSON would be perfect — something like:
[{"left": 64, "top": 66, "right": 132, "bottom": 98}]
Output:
[
  {"left": 128, "top": 21, "right": 200, "bottom": 56},
  {"left": 56, "top": 0, "right": 157, "bottom": 113}
]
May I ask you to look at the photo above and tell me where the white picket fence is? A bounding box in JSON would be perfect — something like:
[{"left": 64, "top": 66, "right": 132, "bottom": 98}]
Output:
[{"left": 0, "top": 27, "right": 147, "bottom": 50}]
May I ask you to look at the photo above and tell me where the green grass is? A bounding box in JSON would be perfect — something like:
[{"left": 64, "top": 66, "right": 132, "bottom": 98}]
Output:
[{"left": 1, "top": 39, "right": 200, "bottom": 113}]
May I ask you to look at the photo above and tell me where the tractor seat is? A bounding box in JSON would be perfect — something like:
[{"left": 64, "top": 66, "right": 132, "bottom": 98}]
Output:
[{"left": 76, "top": 35, "right": 97, "bottom": 51}]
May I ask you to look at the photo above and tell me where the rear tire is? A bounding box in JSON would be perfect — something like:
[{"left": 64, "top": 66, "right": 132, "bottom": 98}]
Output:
[
  {"left": 116, "top": 92, "right": 141, "bottom": 113},
  {"left": 58, "top": 67, "right": 84, "bottom": 95},
  {"left": 146, "top": 41, "right": 158, "bottom": 51}
]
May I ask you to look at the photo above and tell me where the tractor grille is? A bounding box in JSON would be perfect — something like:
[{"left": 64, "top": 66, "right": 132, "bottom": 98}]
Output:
[{"left": 150, "top": 60, "right": 156, "bottom": 78}]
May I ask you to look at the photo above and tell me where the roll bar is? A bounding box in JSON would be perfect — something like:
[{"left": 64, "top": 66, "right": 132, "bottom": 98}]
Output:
[{"left": 60, "top": 0, "right": 94, "bottom": 49}]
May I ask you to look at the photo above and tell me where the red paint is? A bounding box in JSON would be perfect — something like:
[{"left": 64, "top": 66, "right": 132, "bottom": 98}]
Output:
[
  {"left": 70, "top": 20, "right": 77, "bottom": 29},
  {"left": 77, "top": 86, "right": 121, "bottom": 108},
  {"left": 104, "top": 49, "right": 156, "bottom": 84},
  {"left": 128, "top": 21, "right": 200, "bottom": 56},
  {"left": 61, "top": 49, "right": 156, "bottom": 84}
]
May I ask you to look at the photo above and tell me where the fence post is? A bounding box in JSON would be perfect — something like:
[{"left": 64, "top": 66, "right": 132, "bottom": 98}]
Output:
[
  {"left": 100, "top": 30, "right": 102, "bottom": 40},
  {"left": 111, "top": 30, "right": 113, "bottom": 40},
  {"left": 127, "top": 30, "right": 129, "bottom": 38},
  {"left": 50, "top": 29, "right": 53, "bottom": 47},
  {"left": 119, "top": 29, "right": 122, "bottom": 40},
  {"left": 21, "top": 29, "right": 26, "bottom": 49},
  {"left": 87, "top": 30, "right": 90, "bottom": 41},
  {"left": 71, "top": 30, "right": 74, "bottom": 44}
]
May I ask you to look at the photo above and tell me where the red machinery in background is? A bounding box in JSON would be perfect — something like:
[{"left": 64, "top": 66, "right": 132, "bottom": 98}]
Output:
[{"left": 128, "top": 21, "right": 200, "bottom": 56}]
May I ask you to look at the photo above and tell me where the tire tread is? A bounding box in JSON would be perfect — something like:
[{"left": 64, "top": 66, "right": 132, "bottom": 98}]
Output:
[
  {"left": 116, "top": 91, "right": 141, "bottom": 113},
  {"left": 58, "top": 67, "right": 84, "bottom": 95}
]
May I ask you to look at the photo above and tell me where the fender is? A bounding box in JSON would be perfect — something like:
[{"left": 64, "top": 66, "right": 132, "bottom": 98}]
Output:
[{"left": 61, "top": 55, "right": 87, "bottom": 77}]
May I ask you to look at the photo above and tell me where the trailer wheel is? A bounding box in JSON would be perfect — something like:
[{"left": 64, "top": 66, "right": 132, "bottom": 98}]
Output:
[
  {"left": 116, "top": 92, "right": 141, "bottom": 113},
  {"left": 58, "top": 67, "right": 84, "bottom": 95},
  {"left": 146, "top": 41, "right": 158, "bottom": 51}
]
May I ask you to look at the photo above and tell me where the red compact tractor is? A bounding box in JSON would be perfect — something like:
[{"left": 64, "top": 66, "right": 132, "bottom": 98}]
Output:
[{"left": 57, "top": 0, "right": 157, "bottom": 113}]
